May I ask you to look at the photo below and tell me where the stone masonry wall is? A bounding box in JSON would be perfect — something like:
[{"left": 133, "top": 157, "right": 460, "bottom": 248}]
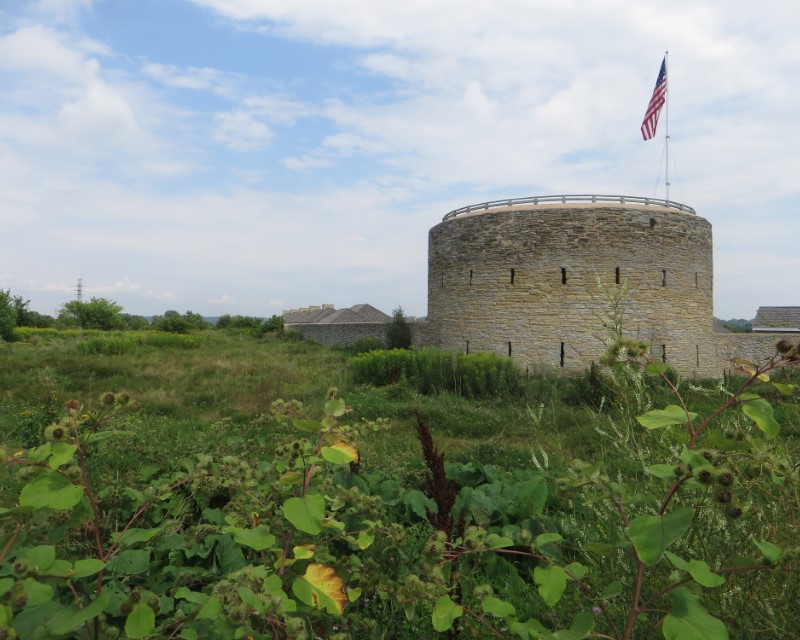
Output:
[
  {"left": 286, "top": 322, "right": 388, "bottom": 347},
  {"left": 714, "top": 333, "right": 798, "bottom": 372},
  {"left": 425, "top": 203, "right": 717, "bottom": 376}
]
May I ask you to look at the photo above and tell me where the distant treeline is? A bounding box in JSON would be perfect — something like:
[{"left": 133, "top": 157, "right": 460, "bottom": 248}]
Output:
[
  {"left": 0, "top": 289, "right": 283, "bottom": 339},
  {"left": 716, "top": 317, "right": 752, "bottom": 333}
]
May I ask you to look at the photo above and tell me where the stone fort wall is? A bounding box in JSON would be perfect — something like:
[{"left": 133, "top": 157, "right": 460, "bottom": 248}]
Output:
[{"left": 422, "top": 202, "right": 724, "bottom": 375}]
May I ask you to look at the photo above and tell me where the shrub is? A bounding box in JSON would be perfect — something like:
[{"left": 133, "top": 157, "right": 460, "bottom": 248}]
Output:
[
  {"left": 352, "top": 348, "right": 525, "bottom": 399},
  {"left": 386, "top": 306, "right": 412, "bottom": 349},
  {"left": 346, "top": 336, "right": 384, "bottom": 355}
]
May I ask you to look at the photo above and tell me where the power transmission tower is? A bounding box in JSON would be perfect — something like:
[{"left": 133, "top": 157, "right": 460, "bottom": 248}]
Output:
[{"left": 76, "top": 278, "right": 83, "bottom": 302}]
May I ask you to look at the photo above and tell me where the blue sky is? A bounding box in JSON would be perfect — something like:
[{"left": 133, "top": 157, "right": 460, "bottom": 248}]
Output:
[{"left": 1, "top": 0, "right": 799, "bottom": 320}]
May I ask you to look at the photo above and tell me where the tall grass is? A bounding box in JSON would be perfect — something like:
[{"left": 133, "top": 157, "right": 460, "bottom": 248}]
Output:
[{"left": 350, "top": 347, "right": 525, "bottom": 399}]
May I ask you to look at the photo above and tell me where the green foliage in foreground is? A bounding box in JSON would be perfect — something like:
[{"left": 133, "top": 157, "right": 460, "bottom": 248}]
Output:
[
  {"left": 352, "top": 347, "right": 526, "bottom": 399},
  {"left": 1, "top": 341, "right": 799, "bottom": 639}
]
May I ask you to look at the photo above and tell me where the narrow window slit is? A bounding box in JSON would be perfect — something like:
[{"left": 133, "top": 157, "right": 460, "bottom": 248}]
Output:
[
  {"left": 696, "top": 344, "right": 700, "bottom": 367},
  {"left": 510, "top": 268, "right": 515, "bottom": 284},
  {"left": 661, "top": 269, "right": 667, "bottom": 287},
  {"left": 615, "top": 266, "right": 620, "bottom": 285},
  {"left": 560, "top": 342, "right": 565, "bottom": 367},
  {"left": 561, "top": 267, "right": 567, "bottom": 285},
  {"left": 469, "top": 269, "right": 473, "bottom": 285},
  {"left": 466, "top": 340, "right": 470, "bottom": 355},
  {"left": 661, "top": 344, "right": 667, "bottom": 362},
  {"left": 695, "top": 272, "right": 698, "bottom": 289},
  {"left": 508, "top": 342, "right": 512, "bottom": 357}
]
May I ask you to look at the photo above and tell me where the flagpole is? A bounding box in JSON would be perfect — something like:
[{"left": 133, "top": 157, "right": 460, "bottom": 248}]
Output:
[{"left": 664, "top": 50, "right": 670, "bottom": 203}]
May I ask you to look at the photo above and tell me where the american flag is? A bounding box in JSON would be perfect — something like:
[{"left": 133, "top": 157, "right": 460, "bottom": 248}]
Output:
[{"left": 641, "top": 57, "right": 667, "bottom": 141}]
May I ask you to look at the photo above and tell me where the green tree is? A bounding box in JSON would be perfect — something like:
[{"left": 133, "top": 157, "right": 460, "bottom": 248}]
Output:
[
  {"left": 120, "top": 313, "right": 150, "bottom": 330},
  {"left": 58, "top": 298, "right": 125, "bottom": 330},
  {"left": 386, "top": 306, "right": 412, "bottom": 349},
  {"left": 12, "top": 294, "right": 55, "bottom": 328},
  {"left": 152, "top": 310, "right": 210, "bottom": 333},
  {"left": 0, "top": 289, "right": 17, "bottom": 340}
]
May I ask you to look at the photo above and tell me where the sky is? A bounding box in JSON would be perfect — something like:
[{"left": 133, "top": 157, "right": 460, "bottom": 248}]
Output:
[{"left": 1, "top": 0, "right": 799, "bottom": 320}]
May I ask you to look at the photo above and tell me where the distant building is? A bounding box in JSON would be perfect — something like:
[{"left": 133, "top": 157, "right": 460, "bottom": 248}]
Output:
[
  {"left": 282, "top": 304, "right": 393, "bottom": 346},
  {"left": 752, "top": 307, "right": 800, "bottom": 333}
]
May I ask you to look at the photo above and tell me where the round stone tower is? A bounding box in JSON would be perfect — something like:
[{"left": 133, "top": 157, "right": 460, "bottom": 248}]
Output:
[{"left": 425, "top": 195, "right": 715, "bottom": 375}]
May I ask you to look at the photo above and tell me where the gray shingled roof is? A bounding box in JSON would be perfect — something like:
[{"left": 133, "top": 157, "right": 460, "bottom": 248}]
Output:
[
  {"left": 282, "top": 307, "right": 337, "bottom": 324},
  {"left": 752, "top": 307, "right": 800, "bottom": 331},
  {"left": 283, "top": 304, "right": 391, "bottom": 324}
]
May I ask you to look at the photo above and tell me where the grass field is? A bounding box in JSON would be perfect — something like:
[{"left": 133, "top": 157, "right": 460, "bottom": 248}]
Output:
[{"left": 1, "top": 328, "right": 799, "bottom": 639}]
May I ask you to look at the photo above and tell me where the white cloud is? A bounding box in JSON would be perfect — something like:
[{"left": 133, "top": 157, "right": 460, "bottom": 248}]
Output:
[
  {"left": 34, "top": 0, "right": 93, "bottom": 22},
  {"left": 141, "top": 62, "right": 234, "bottom": 97},
  {"left": 244, "top": 95, "right": 316, "bottom": 125},
  {"left": 0, "top": 25, "right": 101, "bottom": 82},
  {"left": 282, "top": 154, "right": 334, "bottom": 170},
  {"left": 213, "top": 110, "right": 272, "bottom": 150},
  {"left": 58, "top": 81, "right": 144, "bottom": 146}
]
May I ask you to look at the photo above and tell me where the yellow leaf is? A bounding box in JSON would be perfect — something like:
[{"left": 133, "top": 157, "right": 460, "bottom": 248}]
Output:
[
  {"left": 321, "top": 441, "right": 359, "bottom": 465},
  {"left": 303, "top": 563, "right": 348, "bottom": 614},
  {"left": 293, "top": 545, "right": 315, "bottom": 559}
]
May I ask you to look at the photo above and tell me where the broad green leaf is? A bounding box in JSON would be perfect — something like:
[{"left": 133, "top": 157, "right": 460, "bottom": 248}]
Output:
[
  {"left": 533, "top": 565, "right": 567, "bottom": 606},
  {"left": 356, "top": 530, "right": 374, "bottom": 550},
  {"left": 347, "top": 587, "right": 362, "bottom": 602},
  {"left": 86, "top": 430, "right": 132, "bottom": 443},
  {"left": 24, "top": 545, "right": 56, "bottom": 572},
  {"left": 0, "top": 578, "right": 13, "bottom": 596},
  {"left": 29, "top": 442, "right": 52, "bottom": 463},
  {"left": 263, "top": 575, "right": 297, "bottom": 613},
  {"left": 48, "top": 443, "right": 77, "bottom": 470},
  {"left": 485, "top": 533, "right": 514, "bottom": 549},
  {"left": 19, "top": 471, "right": 83, "bottom": 510},
  {"left": 223, "top": 525, "right": 276, "bottom": 551},
  {"left": 43, "top": 559, "right": 72, "bottom": 578},
  {"left": 292, "top": 563, "right": 348, "bottom": 614},
  {"left": 173, "top": 587, "right": 208, "bottom": 604},
  {"left": 535, "top": 532, "right": 563, "bottom": 548},
  {"left": 740, "top": 393, "right": 779, "bottom": 439},
  {"left": 481, "top": 596, "right": 516, "bottom": 618},
  {"left": 22, "top": 578, "right": 54, "bottom": 606},
  {"left": 646, "top": 464, "right": 677, "bottom": 479},
  {"left": 662, "top": 587, "right": 729, "bottom": 640},
  {"left": 293, "top": 544, "right": 315, "bottom": 559},
  {"left": 324, "top": 398, "right": 346, "bottom": 417},
  {"left": 753, "top": 540, "right": 781, "bottom": 564},
  {"left": 107, "top": 549, "right": 150, "bottom": 575},
  {"left": 72, "top": 558, "right": 106, "bottom": 578},
  {"left": 600, "top": 581, "right": 623, "bottom": 599},
  {"left": 628, "top": 507, "right": 694, "bottom": 566},
  {"left": 283, "top": 494, "right": 325, "bottom": 535},
  {"left": 509, "top": 618, "right": 548, "bottom": 638},
  {"left": 637, "top": 405, "right": 697, "bottom": 430},
  {"left": 293, "top": 419, "right": 325, "bottom": 433},
  {"left": 46, "top": 592, "right": 110, "bottom": 635},
  {"left": 773, "top": 382, "right": 797, "bottom": 395},
  {"left": 0, "top": 505, "right": 35, "bottom": 518},
  {"left": 645, "top": 361, "right": 670, "bottom": 376},
  {"left": 238, "top": 587, "right": 265, "bottom": 614},
  {"left": 321, "top": 442, "right": 359, "bottom": 465},
  {"left": 565, "top": 562, "right": 588, "bottom": 580},
  {"left": 431, "top": 595, "right": 463, "bottom": 632},
  {"left": 10, "top": 601, "right": 61, "bottom": 636},
  {"left": 196, "top": 596, "right": 222, "bottom": 619},
  {"left": 125, "top": 602, "right": 156, "bottom": 639},
  {"left": 665, "top": 552, "right": 725, "bottom": 588}
]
